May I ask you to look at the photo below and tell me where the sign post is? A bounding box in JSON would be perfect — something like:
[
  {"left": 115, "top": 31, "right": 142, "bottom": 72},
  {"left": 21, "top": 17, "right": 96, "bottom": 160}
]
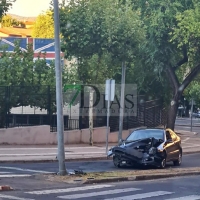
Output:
[
  {"left": 190, "top": 98, "right": 194, "bottom": 132},
  {"left": 105, "top": 79, "right": 115, "bottom": 154}
]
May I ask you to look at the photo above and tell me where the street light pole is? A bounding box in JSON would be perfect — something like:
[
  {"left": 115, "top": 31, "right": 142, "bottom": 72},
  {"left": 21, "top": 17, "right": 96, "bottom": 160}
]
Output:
[
  {"left": 118, "top": 61, "right": 126, "bottom": 143},
  {"left": 53, "top": 0, "right": 67, "bottom": 176}
]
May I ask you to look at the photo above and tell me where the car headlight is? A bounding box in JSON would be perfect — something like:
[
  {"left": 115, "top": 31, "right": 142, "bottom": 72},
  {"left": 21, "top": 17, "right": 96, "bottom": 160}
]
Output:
[{"left": 149, "top": 147, "right": 157, "bottom": 155}]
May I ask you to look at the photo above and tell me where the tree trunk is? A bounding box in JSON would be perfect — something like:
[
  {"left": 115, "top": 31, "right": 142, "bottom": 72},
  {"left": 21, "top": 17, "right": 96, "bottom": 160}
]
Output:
[{"left": 166, "top": 93, "right": 181, "bottom": 130}]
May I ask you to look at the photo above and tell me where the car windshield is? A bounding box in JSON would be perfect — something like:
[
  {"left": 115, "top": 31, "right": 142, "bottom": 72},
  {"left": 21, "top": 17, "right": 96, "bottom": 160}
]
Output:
[{"left": 126, "top": 129, "right": 164, "bottom": 141}]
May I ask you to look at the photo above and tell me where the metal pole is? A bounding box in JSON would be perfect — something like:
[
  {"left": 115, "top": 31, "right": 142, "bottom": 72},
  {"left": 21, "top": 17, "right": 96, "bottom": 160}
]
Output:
[
  {"left": 106, "top": 80, "right": 111, "bottom": 154},
  {"left": 89, "top": 88, "right": 94, "bottom": 146},
  {"left": 118, "top": 61, "right": 126, "bottom": 143},
  {"left": 190, "top": 98, "right": 194, "bottom": 132},
  {"left": 53, "top": 0, "right": 67, "bottom": 176}
]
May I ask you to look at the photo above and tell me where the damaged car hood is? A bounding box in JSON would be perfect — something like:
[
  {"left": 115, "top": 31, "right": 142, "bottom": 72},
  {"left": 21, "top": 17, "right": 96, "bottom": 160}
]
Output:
[{"left": 108, "top": 137, "right": 163, "bottom": 159}]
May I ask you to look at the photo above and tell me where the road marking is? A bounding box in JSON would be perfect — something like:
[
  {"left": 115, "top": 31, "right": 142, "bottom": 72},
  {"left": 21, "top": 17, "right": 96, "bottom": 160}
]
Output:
[
  {"left": 0, "top": 174, "right": 32, "bottom": 178},
  {"left": 58, "top": 188, "right": 141, "bottom": 199},
  {"left": 165, "top": 195, "right": 200, "bottom": 200},
  {"left": 183, "top": 145, "right": 200, "bottom": 148},
  {"left": 182, "top": 137, "right": 190, "bottom": 142},
  {"left": 0, "top": 172, "right": 11, "bottom": 174},
  {"left": 0, "top": 147, "right": 107, "bottom": 150},
  {"left": 0, "top": 166, "right": 51, "bottom": 173},
  {"left": 0, "top": 194, "right": 34, "bottom": 200},
  {"left": 26, "top": 185, "right": 114, "bottom": 195},
  {"left": 0, "top": 152, "right": 105, "bottom": 156},
  {"left": 104, "top": 191, "right": 174, "bottom": 200}
]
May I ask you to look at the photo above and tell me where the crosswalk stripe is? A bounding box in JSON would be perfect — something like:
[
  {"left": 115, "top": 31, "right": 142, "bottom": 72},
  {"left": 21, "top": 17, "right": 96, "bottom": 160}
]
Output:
[
  {"left": 0, "top": 166, "right": 50, "bottom": 173},
  {"left": 0, "top": 194, "right": 34, "bottom": 200},
  {"left": 104, "top": 191, "right": 174, "bottom": 200},
  {"left": 165, "top": 195, "right": 200, "bottom": 200},
  {"left": 0, "top": 174, "right": 32, "bottom": 178},
  {"left": 57, "top": 188, "right": 141, "bottom": 199},
  {"left": 26, "top": 184, "right": 114, "bottom": 195}
]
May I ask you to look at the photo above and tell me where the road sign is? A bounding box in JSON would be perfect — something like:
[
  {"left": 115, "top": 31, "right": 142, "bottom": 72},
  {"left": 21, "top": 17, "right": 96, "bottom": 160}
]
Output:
[{"left": 105, "top": 79, "right": 115, "bottom": 101}]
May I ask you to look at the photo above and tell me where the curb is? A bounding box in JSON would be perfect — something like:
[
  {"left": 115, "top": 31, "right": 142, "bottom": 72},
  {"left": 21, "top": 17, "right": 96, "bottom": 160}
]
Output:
[
  {"left": 84, "top": 171, "right": 200, "bottom": 184},
  {"left": 0, "top": 185, "right": 13, "bottom": 191}
]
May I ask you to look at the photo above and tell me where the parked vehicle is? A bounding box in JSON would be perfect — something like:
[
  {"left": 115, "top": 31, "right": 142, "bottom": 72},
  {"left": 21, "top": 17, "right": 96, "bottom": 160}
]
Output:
[
  {"left": 107, "top": 128, "right": 182, "bottom": 169},
  {"left": 192, "top": 111, "right": 200, "bottom": 118}
]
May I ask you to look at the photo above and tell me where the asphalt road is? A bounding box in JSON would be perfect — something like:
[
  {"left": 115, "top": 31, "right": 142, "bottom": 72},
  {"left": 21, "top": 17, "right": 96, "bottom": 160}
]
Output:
[
  {"left": 175, "top": 117, "right": 200, "bottom": 132},
  {"left": 0, "top": 153, "right": 200, "bottom": 176},
  {"left": 175, "top": 125, "right": 200, "bottom": 132},
  {"left": 1, "top": 175, "right": 200, "bottom": 199}
]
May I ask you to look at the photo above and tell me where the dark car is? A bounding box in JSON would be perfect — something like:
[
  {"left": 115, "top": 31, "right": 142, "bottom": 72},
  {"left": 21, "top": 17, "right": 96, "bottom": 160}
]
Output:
[{"left": 107, "top": 128, "right": 182, "bottom": 169}]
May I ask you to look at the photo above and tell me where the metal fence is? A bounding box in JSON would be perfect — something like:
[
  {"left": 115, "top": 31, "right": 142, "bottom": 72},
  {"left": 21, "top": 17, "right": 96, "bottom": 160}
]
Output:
[
  {"left": 0, "top": 85, "right": 167, "bottom": 132},
  {"left": 82, "top": 96, "right": 167, "bottom": 132}
]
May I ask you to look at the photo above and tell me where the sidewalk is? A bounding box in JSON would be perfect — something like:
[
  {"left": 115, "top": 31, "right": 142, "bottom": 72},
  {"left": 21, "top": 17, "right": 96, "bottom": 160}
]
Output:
[{"left": 0, "top": 129, "right": 200, "bottom": 163}]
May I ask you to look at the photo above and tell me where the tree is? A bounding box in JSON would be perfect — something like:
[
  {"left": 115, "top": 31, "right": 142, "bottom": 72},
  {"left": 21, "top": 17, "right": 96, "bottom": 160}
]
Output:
[
  {"left": 59, "top": 0, "right": 145, "bottom": 84},
  {"left": 0, "top": 0, "right": 15, "bottom": 20},
  {"left": 32, "top": 10, "right": 54, "bottom": 38},
  {"left": 0, "top": 40, "right": 56, "bottom": 127},
  {"left": 1, "top": 14, "right": 19, "bottom": 27},
  {"left": 131, "top": 0, "right": 200, "bottom": 130}
]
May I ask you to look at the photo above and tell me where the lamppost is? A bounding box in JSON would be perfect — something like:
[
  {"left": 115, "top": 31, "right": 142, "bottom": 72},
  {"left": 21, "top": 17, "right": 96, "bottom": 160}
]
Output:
[{"left": 53, "top": 0, "right": 67, "bottom": 176}]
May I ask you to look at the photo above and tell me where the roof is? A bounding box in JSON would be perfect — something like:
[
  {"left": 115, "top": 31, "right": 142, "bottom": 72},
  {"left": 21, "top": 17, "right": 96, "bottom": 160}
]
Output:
[
  {"left": 24, "top": 21, "right": 35, "bottom": 25},
  {"left": 0, "top": 27, "right": 32, "bottom": 37}
]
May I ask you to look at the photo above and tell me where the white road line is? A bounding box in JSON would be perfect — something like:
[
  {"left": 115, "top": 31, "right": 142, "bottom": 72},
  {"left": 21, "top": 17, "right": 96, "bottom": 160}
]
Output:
[
  {"left": 26, "top": 185, "right": 114, "bottom": 195},
  {"left": 182, "top": 137, "right": 190, "bottom": 142},
  {"left": 104, "top": 191, "right": 174, "bottom": 200},
  {"left": 0, "top": 152, "right": 105, "bottom": 156},
  {"left": 183, "top": 145, "right": 200, "bottom": 148},
  {"left": 165, "top": 195, "right": 200, "bottom": 200},
  {"left": 0, "top": 194, "right": 34, "bottom": 200},
  {"left": 0, "top": 172, "right": 11, "bottom": 174},
  {"left": 0, "top": 147, "right": 106, "bottom": 150},
  {"left": 0, "top": 174, "right": 32, "bottom": 178},
  {"left": 58, "top": 188, "right": 141, "bottom": 199},
  {"left": 0, "top": 166, "right": 51, "bottom": 173}
]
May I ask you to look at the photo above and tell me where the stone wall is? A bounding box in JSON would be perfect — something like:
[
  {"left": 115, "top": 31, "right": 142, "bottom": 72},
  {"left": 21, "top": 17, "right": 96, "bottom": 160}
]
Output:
[{"left": 0, "top": 126, "right": 145, "bottom": 145}]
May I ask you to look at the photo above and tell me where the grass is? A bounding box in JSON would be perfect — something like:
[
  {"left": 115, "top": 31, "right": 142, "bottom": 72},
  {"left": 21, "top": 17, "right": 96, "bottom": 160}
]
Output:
[{"left": 42, "top": 167, "right": 200, "bottom": 183}]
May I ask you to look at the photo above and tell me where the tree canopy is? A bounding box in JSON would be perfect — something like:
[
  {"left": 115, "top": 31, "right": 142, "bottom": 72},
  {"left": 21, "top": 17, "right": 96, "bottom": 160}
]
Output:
[
  {"left": 1, "top": 15, "right": 20, "bottom": 27},
  {"left": 0, "top": 0, "right": 15, "bottom": 20},
  {"left": 57, "top": 0, "right": 200, "bottom": 130},
  {"left": 32, "top": 10, "right": 54, "bottom": 38},
  {"left": 59, "top": 0, "right": 145, "bottom": 85}
]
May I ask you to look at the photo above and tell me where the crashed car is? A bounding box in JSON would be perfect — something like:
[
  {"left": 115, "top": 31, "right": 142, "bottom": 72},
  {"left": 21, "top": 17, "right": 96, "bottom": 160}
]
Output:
[{"left": 107, "top": 128, "right": 182, "bottom": 169}]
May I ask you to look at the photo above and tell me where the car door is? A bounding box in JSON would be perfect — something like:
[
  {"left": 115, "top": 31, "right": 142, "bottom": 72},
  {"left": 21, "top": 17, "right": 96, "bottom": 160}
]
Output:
[
  {"left": 164, "top": 130, "right": 175, "bottom": 161},
  {"left": 169, "top": 130, "right": 180, "bottom": 159}
]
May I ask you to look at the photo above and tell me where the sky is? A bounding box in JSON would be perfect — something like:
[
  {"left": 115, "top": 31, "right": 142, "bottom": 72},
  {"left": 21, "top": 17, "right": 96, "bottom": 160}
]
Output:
[{"left": 9, "top": 0, "right": 52, "bottom": 17}]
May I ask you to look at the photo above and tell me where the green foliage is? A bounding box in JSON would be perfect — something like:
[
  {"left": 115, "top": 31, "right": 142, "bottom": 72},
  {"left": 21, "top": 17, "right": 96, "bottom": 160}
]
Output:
[
  {"left": 0, "top": 0, "right": 15, "bottom": 19},
  {"left": 32, "top": 10, "right": 54, "bottom": 38},
  {"left": 0, "top": 43, "right": 78, "bottom": 110},
  {"left": 170, "top": 2, "right": 200, "bottom": 66},
  {"left": 130, "top": 0, "right": 200, "bottom": 99},
  {"left": 59, "top": 0, "right": 145, "bottom": 85},
  {"left": 1, "top": 15, "right": 20, "bottom": 27}
]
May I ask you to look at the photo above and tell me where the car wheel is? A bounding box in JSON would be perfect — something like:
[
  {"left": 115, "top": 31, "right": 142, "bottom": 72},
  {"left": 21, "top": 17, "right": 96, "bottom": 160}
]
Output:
[
  {"left": 173, "top": 150, "right": 182, "bottom": 166},
  {"left": 159, "top": 158, "right": 166, "bottom": 169},
  {"left": 159, "top": 152, "right": 167, "bottom": 169},
  {"left": 113, "top": 155, "right": 121, "bottom": 168}
]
